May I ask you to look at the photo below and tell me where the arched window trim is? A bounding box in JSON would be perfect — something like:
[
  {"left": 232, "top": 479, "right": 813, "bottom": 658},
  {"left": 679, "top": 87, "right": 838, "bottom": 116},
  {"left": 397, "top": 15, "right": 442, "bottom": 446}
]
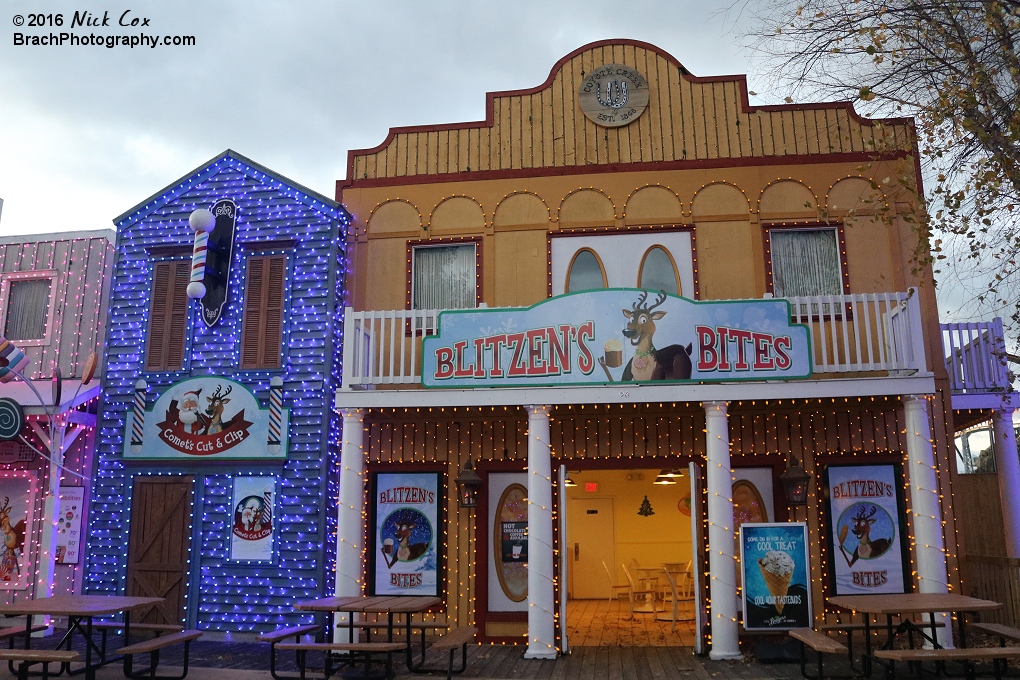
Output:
[
  {"left": 565, "top": 247, "right": 608, "bottom": 293},
  {"left": 637, "top": 244, "right": 681, "bottom": 296}
]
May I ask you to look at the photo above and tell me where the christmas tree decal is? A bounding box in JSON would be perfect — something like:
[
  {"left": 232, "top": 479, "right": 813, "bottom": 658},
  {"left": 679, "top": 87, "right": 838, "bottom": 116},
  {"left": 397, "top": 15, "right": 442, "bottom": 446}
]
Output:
[{"left": 638, "top": 495, "right": 655, "bottom": 516}]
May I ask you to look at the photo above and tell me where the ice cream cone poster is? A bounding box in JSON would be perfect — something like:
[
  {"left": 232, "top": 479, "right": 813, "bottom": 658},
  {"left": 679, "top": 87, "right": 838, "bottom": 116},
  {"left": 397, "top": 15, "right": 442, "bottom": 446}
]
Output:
[
  {"left": 371, "top": 472, "right": 442, "bottom": 597},
  {"left": 826, "top": 464, "right": 907, "bottom": 595},
  {"left": 739, "top": 522, "right": 811, "bottom": 630}
]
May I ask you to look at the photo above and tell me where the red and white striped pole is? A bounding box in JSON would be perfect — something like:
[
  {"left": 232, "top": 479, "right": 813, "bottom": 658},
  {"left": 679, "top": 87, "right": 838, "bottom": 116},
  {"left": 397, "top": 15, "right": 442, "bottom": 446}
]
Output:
[
  {"left": 267, "top": 376, "right": 283, "bottom": 454},
  {"left": 187, "top": 208, "right": 214, "bottom": 299},
  {"left": 130, "top": 379, "right": 147, "bottom": 454}
]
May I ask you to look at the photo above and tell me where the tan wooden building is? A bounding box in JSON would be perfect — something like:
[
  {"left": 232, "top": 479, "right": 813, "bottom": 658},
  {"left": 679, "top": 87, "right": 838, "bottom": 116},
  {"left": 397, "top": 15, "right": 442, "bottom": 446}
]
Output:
[{"left": 331, "top": 40, "right": 996, "bottom": 657}]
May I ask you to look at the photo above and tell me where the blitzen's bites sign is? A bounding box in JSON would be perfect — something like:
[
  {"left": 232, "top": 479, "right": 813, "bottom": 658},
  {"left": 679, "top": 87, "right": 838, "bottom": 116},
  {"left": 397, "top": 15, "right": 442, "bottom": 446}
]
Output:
[
  {"left": 826, "top": 465, "right": 907, "bottom": 595},
  {"left": 371, "top": 472, "right": 441, "bottom": 597},
  {"left": 421, "top": 289, "right": 811, "bottom": 388},
  {"left": 124, "top": 376, "right": 289, "bottom": 460}
]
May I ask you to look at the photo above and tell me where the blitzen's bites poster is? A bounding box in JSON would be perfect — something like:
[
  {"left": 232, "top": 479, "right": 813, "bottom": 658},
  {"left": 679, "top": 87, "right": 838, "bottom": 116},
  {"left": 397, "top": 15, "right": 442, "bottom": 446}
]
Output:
[
  {"left": 371, "top": 472, "right": 442, "bottom": 597},
  {"left": 826, "top": 464, "right": 907, "bottom": 595}
]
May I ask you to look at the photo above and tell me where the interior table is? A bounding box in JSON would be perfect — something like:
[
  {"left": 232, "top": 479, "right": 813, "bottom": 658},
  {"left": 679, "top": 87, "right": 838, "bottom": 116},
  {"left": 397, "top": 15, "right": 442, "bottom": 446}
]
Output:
[
  {"left": 295, "top": 595, "right": 441, "bottom": 671},
  {"left": 828, "top": 593, "right": 1003, "bottom": 676},
  {"left": 0, "top": 594, "right": 165, "bottom": 680}
]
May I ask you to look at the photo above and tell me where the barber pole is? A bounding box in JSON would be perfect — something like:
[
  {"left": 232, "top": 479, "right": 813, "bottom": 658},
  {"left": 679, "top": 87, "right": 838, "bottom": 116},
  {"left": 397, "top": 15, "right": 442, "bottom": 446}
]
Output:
[
  {"left": 187, "top": 208, "right": 214, "bottom": 299},
  {"left": 130, "top": 379, "right": 147, "bottom": 454},
  {"left": 267, "top": 376, "right": 283, "bottom": 454}
]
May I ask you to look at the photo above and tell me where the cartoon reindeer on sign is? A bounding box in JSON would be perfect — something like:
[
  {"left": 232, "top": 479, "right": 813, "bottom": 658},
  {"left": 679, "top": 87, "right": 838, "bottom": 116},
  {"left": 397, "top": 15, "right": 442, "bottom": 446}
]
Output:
[
  {"left": 203, "top": 384, "right": 233, "bottom": 435},
  {"left": 600, "top": 291, "right": 693, "bottom": 381},
  {"left": 382, "top": 518, "right": 429, "bottom": 568},
  {"left": 0, "top": 497, "right": 26, "bottom": 581},
  {"left": 838, "top": 505, "right": 892, "bottom": 567}
]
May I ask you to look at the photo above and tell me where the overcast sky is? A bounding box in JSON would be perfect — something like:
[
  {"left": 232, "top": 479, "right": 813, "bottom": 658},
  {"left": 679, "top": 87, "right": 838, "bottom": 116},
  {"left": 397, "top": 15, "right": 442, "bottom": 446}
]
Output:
[
  {"left": 0, "top": 0, "right": 999, "bottom": 326},
  {"left": 0, "top": 0, "right": 761, "bottom": 235}
]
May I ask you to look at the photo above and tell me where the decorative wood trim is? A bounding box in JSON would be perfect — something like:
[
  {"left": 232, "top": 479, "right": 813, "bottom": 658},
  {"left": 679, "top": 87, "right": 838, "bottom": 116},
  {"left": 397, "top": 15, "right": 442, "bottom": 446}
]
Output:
[
  {"left": 405, "top": 236, "right": 483, "bottom": 310},
  {"left": 338, "top": 38, "right": 915, "bottom": 192},
  {"left": 0, "top": 269, "right": 60, "bottom": 347}
]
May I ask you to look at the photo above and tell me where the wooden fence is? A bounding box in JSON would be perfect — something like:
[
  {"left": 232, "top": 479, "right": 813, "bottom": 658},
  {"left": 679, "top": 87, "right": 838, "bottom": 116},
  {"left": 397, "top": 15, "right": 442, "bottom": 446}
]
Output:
[{"left": 963, "top": 555, "right": 1020, "bottom": 626}]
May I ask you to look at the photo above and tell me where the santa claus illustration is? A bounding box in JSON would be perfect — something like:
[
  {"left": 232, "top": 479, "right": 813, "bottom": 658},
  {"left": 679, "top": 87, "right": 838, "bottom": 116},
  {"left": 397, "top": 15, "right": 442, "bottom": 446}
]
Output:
[{"left": 178, "top": 389, "right": 204, "bottom": 434}]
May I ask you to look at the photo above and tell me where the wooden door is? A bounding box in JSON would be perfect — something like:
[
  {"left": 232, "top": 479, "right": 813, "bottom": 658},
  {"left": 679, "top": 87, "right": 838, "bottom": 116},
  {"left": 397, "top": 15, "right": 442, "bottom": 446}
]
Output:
[
  {"left": 567, "top": 497, "right": 616, "bottom": 599},
  {"left": 126, "top": 476, "right": 194, "bottom": 625}
]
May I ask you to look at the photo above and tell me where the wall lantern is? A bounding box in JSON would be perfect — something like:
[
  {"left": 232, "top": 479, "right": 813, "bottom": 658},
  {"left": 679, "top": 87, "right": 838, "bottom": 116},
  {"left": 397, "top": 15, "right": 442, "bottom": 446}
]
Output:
[
  {"left": 455, "top": 459, "right": 483, "bottom": 508},
  {"left": 653, "top": 468, "right": 683, "bottom": 485},
  {"left": 779, "top": 456, "right": 811, "bottom": 506},
  {"left": 564, "top": 476, "right": 577, "bottom": 487}
]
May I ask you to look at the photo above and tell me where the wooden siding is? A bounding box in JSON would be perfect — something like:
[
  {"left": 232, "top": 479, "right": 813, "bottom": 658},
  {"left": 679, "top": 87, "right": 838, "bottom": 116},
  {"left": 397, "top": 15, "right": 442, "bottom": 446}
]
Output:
[
  {"left": 362, "top": 398, "right": 919, "bottom": 632},
  {"left": 90, "top": 154, "right": 347, "bottom": 631},
  {"left": 350, "top": 42, "right": 913, "bottom": 181},
  {"left": 0, "top": 235, "right": 113, "bottom": 380}
]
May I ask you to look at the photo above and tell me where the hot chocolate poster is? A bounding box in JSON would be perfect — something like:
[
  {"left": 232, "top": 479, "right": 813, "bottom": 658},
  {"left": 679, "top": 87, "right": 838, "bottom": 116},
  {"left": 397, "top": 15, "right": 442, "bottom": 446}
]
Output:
[
  {"left": 740, "top": 522, "right": 811, "bottom": 630},
  {"left": 826, "top": 464, "right": 907, "bottom": 595},
  {"left": 371, "top": 472, "right": 441, "bottom": 597}
]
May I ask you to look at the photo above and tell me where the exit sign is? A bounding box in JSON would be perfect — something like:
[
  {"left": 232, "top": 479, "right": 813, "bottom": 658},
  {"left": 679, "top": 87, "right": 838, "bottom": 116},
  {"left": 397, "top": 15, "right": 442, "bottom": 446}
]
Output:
[{"left": 585, "top": 482, "right": 598, "bottom": 493}]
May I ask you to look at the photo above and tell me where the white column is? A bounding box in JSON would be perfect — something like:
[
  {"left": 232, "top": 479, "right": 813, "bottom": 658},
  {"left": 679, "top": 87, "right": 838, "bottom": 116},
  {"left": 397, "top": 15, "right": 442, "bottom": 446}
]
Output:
[
  {"left": 35, "top": 416, "right": 64, "bottom": 614},
  {"left": 903, "top": 395, "right": 951, "bottom": 648},
  {"left": 524, "top": 404, "right": 557, "bottom": 660},
  {"left": 705, "top": 401, "right": 741, "bottom": 660},
  {"left": 992, "top": 408, "right": 1020, "bottom": 557},
  {"left": 335, "top": 408, "right": 366, "bottom": 642}
]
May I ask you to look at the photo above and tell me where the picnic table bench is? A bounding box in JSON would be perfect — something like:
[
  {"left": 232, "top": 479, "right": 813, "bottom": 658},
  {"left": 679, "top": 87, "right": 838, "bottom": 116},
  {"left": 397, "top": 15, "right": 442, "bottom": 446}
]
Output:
[
  {"left": 874, "top": 646, "right": 1020, "bottom": 680},
  {"left": 275, "top": 640, "right": 405, "bottom": 680},
  {"left": 118, "top": 629, "right": 203, "bottom": 680},
  {"left": 0, "top": 648, "right": 79, "bottom": 680}
]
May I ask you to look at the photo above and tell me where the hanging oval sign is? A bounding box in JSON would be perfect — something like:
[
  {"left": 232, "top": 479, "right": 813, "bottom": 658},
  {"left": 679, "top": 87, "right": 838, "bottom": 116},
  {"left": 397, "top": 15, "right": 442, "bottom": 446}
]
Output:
[
  {"left": 578, "top": 64, "right": 649, "bottom": 128},
  {"left": 0, "top": 398, "right": 25, "bottom": 441},
  {"left": 494, "top": 483, "right": 529, "bottom": 602}
]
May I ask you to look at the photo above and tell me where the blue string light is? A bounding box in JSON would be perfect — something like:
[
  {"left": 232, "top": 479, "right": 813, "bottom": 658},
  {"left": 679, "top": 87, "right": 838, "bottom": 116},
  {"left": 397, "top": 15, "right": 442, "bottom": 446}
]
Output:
[{"left": 87, "top": 151, "right": 350, "bottom": 631}]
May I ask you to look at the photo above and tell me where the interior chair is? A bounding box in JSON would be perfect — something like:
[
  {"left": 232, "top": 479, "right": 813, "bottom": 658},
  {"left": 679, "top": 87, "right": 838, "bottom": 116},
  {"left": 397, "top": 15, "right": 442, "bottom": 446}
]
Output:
[
  {"left": 602, "top": 561, "right": 630, "bottom": 607},
  {"left": 621, "top": 564, "right": 658, "bottom": 619}
]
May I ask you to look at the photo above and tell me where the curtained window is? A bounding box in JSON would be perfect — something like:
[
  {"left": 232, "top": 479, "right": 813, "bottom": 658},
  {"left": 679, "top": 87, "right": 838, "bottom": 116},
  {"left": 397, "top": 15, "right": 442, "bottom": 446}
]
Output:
[
  {"left": 3, "top": 278, "right": 52, "bottom": 341},
  {"left": 412, "top": 244, "right": 476, "bottom": 309},
  {"left": 770, "top": 229, "right": 843, "bottom": 297}
]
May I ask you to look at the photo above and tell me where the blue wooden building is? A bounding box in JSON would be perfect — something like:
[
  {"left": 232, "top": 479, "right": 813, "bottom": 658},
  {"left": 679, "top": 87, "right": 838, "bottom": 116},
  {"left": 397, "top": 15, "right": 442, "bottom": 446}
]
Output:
[{"left": 87, "top": 150, "right": 349, "bottom": 632}]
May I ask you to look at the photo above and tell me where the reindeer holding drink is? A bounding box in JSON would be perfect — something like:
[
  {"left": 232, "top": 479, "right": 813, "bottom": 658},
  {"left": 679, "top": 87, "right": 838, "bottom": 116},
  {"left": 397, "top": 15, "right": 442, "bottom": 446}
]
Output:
[
  {"left": 600, "top": 291, "right": 693, "bottom": 382},
  {"left": 838, "top": 504, "right": 892, "bottom": 567}
]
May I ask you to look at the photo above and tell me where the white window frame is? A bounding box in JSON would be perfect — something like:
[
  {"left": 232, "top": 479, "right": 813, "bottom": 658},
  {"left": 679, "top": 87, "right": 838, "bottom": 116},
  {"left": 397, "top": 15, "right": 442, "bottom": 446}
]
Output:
[
  {"left": 0, "top": 270, "right": 59, "bottom": 346},
  {"left": 410, "top": 243, "right": 478, "bottom": 310},
  {"left": 550, "top": 231, "right": 695, "bottom": 297}
]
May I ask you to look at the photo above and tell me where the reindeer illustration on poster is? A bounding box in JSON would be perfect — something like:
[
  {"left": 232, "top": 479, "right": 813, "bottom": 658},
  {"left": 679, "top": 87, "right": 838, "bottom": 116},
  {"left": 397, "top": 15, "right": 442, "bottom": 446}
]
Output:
[{"left": 0, "top": 473, "right": 36, "bottom": 590}]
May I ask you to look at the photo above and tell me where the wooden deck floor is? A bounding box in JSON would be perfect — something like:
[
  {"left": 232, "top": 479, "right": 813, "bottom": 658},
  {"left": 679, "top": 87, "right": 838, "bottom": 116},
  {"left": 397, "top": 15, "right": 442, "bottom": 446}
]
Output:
[{"left": 564, "top": 598, "right": 697, "bottom": 647}]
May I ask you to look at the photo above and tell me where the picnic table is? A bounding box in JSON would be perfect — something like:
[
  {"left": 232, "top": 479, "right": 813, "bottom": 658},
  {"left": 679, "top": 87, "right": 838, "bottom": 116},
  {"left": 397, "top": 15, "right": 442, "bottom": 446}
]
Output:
[
  {"left": 0, "top": 594, "right": 164, "bottom": 680},
  {"left": 294, "top": 595, "right": 441, "bottom": 674},
  {"left": 828, "top": 593, "right": 1003, "bottom": 677}
]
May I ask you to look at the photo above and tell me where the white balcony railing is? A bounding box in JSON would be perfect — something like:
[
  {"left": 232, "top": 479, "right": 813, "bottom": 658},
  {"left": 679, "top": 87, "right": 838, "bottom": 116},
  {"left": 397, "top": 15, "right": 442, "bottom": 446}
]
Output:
[
  {"left": 340, "top": 291, "right": 929, "bottom": 389},
  {"left": 942, "top": 318, "right": 1011, "bottom": 394}
]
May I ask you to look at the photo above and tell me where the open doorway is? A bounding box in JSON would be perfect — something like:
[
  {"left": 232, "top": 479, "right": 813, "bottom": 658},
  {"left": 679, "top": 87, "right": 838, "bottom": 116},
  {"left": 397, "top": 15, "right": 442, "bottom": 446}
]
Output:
[{"left": 564, "top": 468, "right": 696, "bottom": 646}]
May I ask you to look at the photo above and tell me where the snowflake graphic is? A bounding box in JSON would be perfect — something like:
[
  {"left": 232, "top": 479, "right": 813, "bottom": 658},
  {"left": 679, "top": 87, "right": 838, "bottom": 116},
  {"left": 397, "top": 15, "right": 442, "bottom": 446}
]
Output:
[{"left": 479, "top": 316, "right": 519, "bottom": 336}]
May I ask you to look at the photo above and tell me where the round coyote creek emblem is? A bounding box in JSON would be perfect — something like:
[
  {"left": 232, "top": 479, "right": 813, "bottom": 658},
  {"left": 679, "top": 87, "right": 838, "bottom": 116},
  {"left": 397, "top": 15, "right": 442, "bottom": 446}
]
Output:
[{"left": 578, "top": 64, "right": 649, "bottom": 127}]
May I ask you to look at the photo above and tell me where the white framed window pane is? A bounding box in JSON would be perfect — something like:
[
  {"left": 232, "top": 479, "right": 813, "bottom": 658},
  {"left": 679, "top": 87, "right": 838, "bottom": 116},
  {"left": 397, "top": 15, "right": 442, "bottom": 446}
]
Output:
[
  {"left": 639, "top": 246, "right": 679, "bottom": 295},
  {"left": 567, "top": 250, "right": 605, "bottom": 293},
  {"left": 771, "top": 229, "right": 842, "bottom": 297},
  {"left": 413, "top": 245, "right": 476, "bottom": 309},
  {"left": 4, "top": 279, "right": 51, "bottom": 340}
]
